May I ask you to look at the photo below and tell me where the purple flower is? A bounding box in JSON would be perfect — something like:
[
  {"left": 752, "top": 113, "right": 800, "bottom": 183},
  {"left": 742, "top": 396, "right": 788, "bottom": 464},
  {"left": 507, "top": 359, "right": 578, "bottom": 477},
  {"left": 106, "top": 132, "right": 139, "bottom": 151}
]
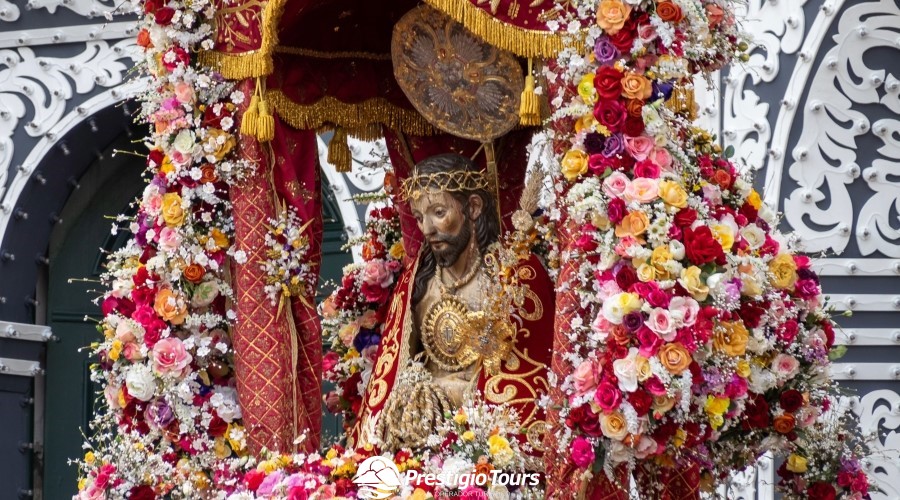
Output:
[
  {"left": 353, "top": 328, "right": 381, "bottom": 353},
  {"left": 651, "top": 80, "right": 674, "bottom": 102},
  {"left": 256, "top": 471, "right": 285, "bottom": 497},
  {"left": 601, "top": 133, "right": 625, "bottom": 158},
  {"left": 594, "top": 36, "right": 619, "bottom": 65},
  {"left": 584, "top": 132, "right": 607, "bottom": 155},
  {"left": 724, "top": 278, "right": 742, "bottom": 303},
  {"left": 145, "top": 398, "right": 175, "bottom": 429},
  {"left": 623, "top": 312, "right": 644, "bottom": 333}
]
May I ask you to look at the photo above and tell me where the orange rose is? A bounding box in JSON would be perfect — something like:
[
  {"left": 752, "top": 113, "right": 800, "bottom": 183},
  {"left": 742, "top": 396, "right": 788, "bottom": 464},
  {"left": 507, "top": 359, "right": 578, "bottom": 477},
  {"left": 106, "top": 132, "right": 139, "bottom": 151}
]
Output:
[
  {"left": 774, "top": 414, "right": 796, "bottom": 434},
  {"left": 621, "top": 72, "right": 653, "bottom": 100},
  {"left": 658, "top": 342, "right": 692, "bottom": 374},
  {"left": 183, "top": 264, "right": 205, "bottom": 283},
  {"left": 656, "top": 1, "right": 684, "bottom": 23},
  {"left": 713, "top": 321, "right": 749, "bottom": 357},
  {"left": 200, "top": 165, "right": 218, "bottom": 184},
  {"left": 712, "top": 169, "right": 732, "bottom": 189},
  {"left": 600, "top": 411, "right": 628, "bottom": 440},
  {"left": 597, "top": 0, "right": 632, "bottom": 35},
  {"left": 473, "top": 462, "right": 494, "bottom": 483},
  {"left": 706, "top": 4, "right": 725, "bottom": 27},
  {"left": 153, "top": 288, "right": 188, "bottom": 325},
  {"left": 137, "top": 29, "right": 153, "bottom": 49},
  {"left": 626, "top": 99, "right": 645, "bottom": 117},
  {"left": 615, "top": 211, "right": 650, "bottom": 238}
]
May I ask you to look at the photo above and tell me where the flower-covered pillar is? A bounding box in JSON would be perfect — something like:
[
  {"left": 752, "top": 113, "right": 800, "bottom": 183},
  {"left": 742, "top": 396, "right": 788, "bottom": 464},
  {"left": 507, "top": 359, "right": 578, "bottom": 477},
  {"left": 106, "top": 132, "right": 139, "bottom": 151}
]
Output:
[{"left": 202, "top": 0, "right": 323, "bottom": 453}]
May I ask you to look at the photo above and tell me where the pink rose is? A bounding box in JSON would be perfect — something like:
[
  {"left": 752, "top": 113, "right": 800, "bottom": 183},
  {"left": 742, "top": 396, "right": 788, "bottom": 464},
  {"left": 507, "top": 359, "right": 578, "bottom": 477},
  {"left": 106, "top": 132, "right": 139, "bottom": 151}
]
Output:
[
  {"left": 594, "top": 380, "right": 622, "bottom": 412},
  {"left": 115, "top": 321, "right": 138, "bottom": 344},
  {"left": 597, "top": 279, "right": 623, "bottom": 301},
  {"left": 648, "top": 147, "right": 673, "bottom": 170},
  {"left": 624, "top": 135, "right": 655, "bottom": 160},
  {"left": 638, "top": 23, "right": 658, "bottom": 43},
  {"left": 633, "top": 160, "right": 661, "bottom": 179},
  {"left": 771, "top": 354, "right": 800, "bottom": 379},
  {"left": 174, "top": 81, "right": 194, "bottom": 104},
  {"left": 623, "top": 178, "right": 659, "bottom": 203},
  {"left": 603, "top": 171, "right": 631, "bottom": 198},
  {"left": 151, "top": 337, "right": 192, "bottom": 375},
  {"left": 573, "top": 359, "right": 601, "bottom": 395},
  {"left": 647, "top": 308, "right": 676, "bottom": 341},
  {"left": 637, "top": 326, "right": 663, "bottom": 357},
  {"left": 591, "top": 314, "right": 612, "bottom": 342},
  {"left": 362, "top": 260, "right": 393, "bottom": 287},
  {"left": 158, "top": 227, "right": 182, "bottom": 252},
  {"left": 123, "top": 342, "right": 144, "bottom": 362},
  {"left": 643, "top": 376, "right": 667, "bottom": 396},
  {"left": 668, "top": 297, "right": 699, "bottom": 327},
  {"left": 570, "top": 436, "right": 595, "bottom": 468},
  {"left": 322, "top": 351, "right": 340, "bottom": 373}
]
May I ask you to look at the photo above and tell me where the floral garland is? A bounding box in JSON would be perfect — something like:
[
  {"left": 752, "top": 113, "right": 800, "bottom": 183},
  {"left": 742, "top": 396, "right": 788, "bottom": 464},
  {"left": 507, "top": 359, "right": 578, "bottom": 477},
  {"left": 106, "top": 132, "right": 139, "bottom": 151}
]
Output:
[
  {"left": 541, "top": 0, "right": 872, "bottom": 496},
  {"left": 77, "top": 0, "right": 255, "bottom": 496},
  {"left": 262, "top": 208, "right": 315, "bottom": 307}
]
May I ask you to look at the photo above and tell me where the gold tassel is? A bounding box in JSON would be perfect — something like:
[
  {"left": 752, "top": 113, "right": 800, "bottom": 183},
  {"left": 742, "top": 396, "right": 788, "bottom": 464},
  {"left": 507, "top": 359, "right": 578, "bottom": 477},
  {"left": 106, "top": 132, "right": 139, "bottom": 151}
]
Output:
[
  {"left": 241, "top": 94, "right": 260, "bottom": 137},
  {"left": 519, "top": 58, "right": 541, "bottom": 126},
  {"left": 256, "top": 98, "right": 276, "bottom": 142},
  {"left": 327, "top": 127, "right": 352, "bottom": 172}
]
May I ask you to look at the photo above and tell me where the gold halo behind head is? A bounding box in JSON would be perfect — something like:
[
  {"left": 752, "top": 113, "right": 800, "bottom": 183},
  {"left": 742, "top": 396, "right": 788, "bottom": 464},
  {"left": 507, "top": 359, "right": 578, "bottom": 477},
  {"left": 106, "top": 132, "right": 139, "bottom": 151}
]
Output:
[{"left": 391, "top": 5, "right": 524, "bottom": 142}]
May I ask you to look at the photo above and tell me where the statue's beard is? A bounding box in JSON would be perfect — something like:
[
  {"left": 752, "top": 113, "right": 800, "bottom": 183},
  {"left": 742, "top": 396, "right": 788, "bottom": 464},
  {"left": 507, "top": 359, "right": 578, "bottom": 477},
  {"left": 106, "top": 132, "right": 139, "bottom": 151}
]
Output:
[{"left": 430, "top": 220, "right": 472, "bottom": 268}]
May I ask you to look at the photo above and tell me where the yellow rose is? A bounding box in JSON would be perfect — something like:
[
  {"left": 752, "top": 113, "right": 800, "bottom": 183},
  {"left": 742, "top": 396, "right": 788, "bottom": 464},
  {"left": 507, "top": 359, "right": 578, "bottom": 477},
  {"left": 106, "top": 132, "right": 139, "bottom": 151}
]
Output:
[
  {"left": 214, "top": 437, "right": 231, "bottom": 459},
  {"left": 736, "top": 360, "right": 751, "bottom": 378},
  {"left": 652, "top": 395, "right": 676, "bottom": 417},
  {"left": 679, "top": 266, "right": 709, "bottom": 301},
  {"left": 786, "top": 453, "right": 807, "bottom": 473},
  {"left": 488, "top": 434, "right": 511, "bottom": 455},
  {"left": 651, "top": 245, "right": 672, "bottom": 268},
  {"left": 153, "top": 287, "right": 188, "bottom": 325},
  {"left": 591, "top": 212, "right": 611, "bottom": 230},
  {"left": 705, "top": 395, "right": 730, "bottom": 416},
  {"left": 389, "top": 241, "right": 405, "bottom": 260},
  {"left": 615, "top": 211, "right": 650, "bottom": 238},
  {"left": 226, "top": 424, "right": 247, "bottom": 453},
  {"left": 621, "top": 72, "right": 653, "bottom": 100},
  {"left": 596, "top": 0, "right": 632, "bottom": 34},
  {"left": 747, "top": 189, "right": 762, "bottom": 210},
  {"left": 658, "top": 342, "right": 692, "bottom": 374},
  {"left": 160, "top": 155, "right": 175, "bottom": 175},
  {"left": 463, "top": 431, "right": 476, "bottom": 441},
  {"left": 109, "top": 339, "right": 122, "bottom": 361},
  {"left": 258, "top": 459, "right": 279, "bottom": 474},
  {"left": 454, "top": 411, "right": 468, "bottom": 425},
  {"left": 600, "top": 411, "right": 628, "bottom": 440},
  {"left": 578, "top": 74, "right": 598, "bottom": 105},
  {"left": 161, "top": 193, "right": 185, "bottom": 227},
  {"left": 210, "top": 228, "right": 229, "bottom": 250},
  {"left": 658, "top": 180, "right": 688, "bottom": 208},
  {"left": 712, "top": 224, "right": 735, "bottom": 251},
  {"left": 636, "top": 263, "right": 656, "bottom": 282},
  {"left": 206, "top": 128, "right": 236, "bottom": 161},
  {"left": 635, "top": 354, "right": 652, "bottom": 381},
  {"left": 769, "top": 253, "right": 798, "bottom": 290},
  {"left": 742, "top": 275, "right": 762, "bottom": 297},
  {"left": 713, "top": 321, "right": 749, "bottom": 357},
  {"left": 84, "top": 451, "right": 96, "bottom": 465},
  {"left": 561, "top": 149, "right": 589, "bottom": 181}
]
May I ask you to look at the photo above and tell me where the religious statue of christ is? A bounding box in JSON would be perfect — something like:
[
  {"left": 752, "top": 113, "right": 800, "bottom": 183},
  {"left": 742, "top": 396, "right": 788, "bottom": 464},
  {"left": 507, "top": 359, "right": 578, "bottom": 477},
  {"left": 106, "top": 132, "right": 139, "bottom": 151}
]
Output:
[{"left": 348, "top": 153, "right": 556, "bottom": 459}]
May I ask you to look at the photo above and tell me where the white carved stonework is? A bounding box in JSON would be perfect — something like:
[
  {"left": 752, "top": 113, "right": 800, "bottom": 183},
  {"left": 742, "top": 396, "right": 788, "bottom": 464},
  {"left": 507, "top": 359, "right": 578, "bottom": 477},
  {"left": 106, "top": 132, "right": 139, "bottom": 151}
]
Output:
[
  {"left": 781, "top": 0, "right": 900, "bottom": 256},
  {"left": 850, "top": 390, "right": 900, "bottom": 499},
  {"left": 0, "top": 39, "right": 138, "bottom": 203},
  {"left": 723, "top": 0, "right": 807, "bottom": 173},
  {"left": 0, "top": 0, "right": 121, "bottom": 22}
]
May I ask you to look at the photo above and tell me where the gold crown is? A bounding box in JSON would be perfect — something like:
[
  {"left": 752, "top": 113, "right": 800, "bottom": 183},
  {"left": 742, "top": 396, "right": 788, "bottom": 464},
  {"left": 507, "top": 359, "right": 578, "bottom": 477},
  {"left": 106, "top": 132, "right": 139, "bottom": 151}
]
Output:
[{"left": 400, "top": 170, "right": 490, "bottom": 201}]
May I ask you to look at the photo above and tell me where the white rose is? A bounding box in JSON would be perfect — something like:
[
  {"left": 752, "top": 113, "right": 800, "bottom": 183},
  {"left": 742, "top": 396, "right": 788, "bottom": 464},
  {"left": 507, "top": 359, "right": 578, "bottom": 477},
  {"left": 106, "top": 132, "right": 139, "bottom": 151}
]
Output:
[
  {"left": 612, "top": 348, "right": 639, "bottom": 392},
  {"left": 440, "top": 457, "right": 474, "bottom": 489},
  {"left": 172, "top": 130, "right": 196, "bottom": 154},
  {"left": 211, "top": 386, "right": 242, "bottom": 422},
  {"left": 668, "top": 240, "right": 685, "bottom": 261},
  {"left": 740, "top": 225, "right": 766, "bottom": 249},
  {"left": 125, "top": 364, "right": 156, "bottom": 401}
]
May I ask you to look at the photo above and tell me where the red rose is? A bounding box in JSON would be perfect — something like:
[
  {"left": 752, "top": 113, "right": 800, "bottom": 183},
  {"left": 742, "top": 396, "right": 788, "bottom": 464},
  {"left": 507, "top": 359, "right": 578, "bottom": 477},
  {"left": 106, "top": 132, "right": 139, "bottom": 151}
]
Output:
[
  {"left": 154, "top": 6, "right": 175, "bottom": 25},
  {"left": 806, "top": 482, "right": 836, "bottom": 500},
  {"left": 742, "top": 394, "right": 770, "bottom": 430},
  {"left": 594, "top": 99, "right": 627, "bottom": 133},
  {"left": 615, "top": 265, "right": 638, "bottom": 291},
  {"left": 683, "top": 226, "right": 725, "bottom": 265},
  {"left": 673, "top": 208, "right": 697, "bottom": 227},
  {"left": 594, "top": 380, "right": 623, "bottom": 412},
  {"left": 162, "top": 47, "right": 189, "bottom": 72},
  {"left": 143, "top": 0, "right": 159, "bottom": 14},
  {"left": 633, "top": 160, "right": 660, "bottom": 178},
  {"left": 594, "top": 66, "right": 624, "bottom": 100},
  {"left": 777, "top": 319, "right": 800, "bottom": 343},
  {"left": 656, "top": 1, "right": 684, "bottom": 22},
  {"left": 628, "top": 390, "right": 653, "bottom": 416},
  {"left": 822, "top": 321, "right": 836, "bottom": 349},
  {"left": 759, "top": 235, "right": 780, "bottom": 256},
  {"left": 607, "top": 197, "right": 627, "bottom": 224},
  {"left": 779, "top": 389, "right": 804, "bottom": 413},
  {"left": 623, "top": 115, "right": 645, "bottom": 136},
  {"left": 128, "top": 485, "right": 155, "bottom": 500},
  {"left": 609, "top": 26, "right": 636, "bottom": 52},
  {"left": 208, "top": 414, "right": 227, "bottom": 437},
  {"left": 287, "top": 486, "right": 309, "bottom": 500},
  {"left": 244, "top": 469, "right": 266, "bottom": 492},
  {"left": 738, "top": 201, "right": 758, "bottom": 222}
]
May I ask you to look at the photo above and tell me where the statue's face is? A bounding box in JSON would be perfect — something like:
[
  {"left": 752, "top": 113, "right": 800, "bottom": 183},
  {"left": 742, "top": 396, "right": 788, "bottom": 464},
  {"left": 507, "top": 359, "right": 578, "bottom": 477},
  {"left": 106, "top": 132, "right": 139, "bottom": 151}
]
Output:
[{"left": 410, "top": 191, "right": 481, "bottom": 267}]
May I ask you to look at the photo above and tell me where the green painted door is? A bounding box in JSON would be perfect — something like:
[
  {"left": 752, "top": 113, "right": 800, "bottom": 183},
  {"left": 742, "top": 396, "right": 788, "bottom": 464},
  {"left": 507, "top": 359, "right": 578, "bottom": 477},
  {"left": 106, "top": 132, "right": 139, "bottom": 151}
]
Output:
[{"left": 44, "top": 162, "right": 352, "bottom": 497}]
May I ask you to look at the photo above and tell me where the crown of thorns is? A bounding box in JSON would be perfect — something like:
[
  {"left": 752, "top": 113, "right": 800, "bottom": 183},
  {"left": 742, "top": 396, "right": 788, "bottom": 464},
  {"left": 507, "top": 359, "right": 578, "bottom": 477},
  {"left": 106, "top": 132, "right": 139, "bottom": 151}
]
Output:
[{"left": 400, "top": 170, "right": 490, "bottom": 201}]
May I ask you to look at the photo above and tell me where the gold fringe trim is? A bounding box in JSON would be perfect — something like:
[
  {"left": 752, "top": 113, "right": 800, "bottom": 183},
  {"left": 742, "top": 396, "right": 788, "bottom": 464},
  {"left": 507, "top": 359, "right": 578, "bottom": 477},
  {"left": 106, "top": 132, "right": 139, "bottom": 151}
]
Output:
[
  {"left": 422, "top": 0, "right": 584, "bottom": 58},
  {"left": 274, "top": 46, "right": 392, "bottom": 61},
  {"left": 199, "top": 0, "right": 288, "bottom": 79},
  {"left": 267, "top": 90, "right": 437, "bottom": 136}
]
